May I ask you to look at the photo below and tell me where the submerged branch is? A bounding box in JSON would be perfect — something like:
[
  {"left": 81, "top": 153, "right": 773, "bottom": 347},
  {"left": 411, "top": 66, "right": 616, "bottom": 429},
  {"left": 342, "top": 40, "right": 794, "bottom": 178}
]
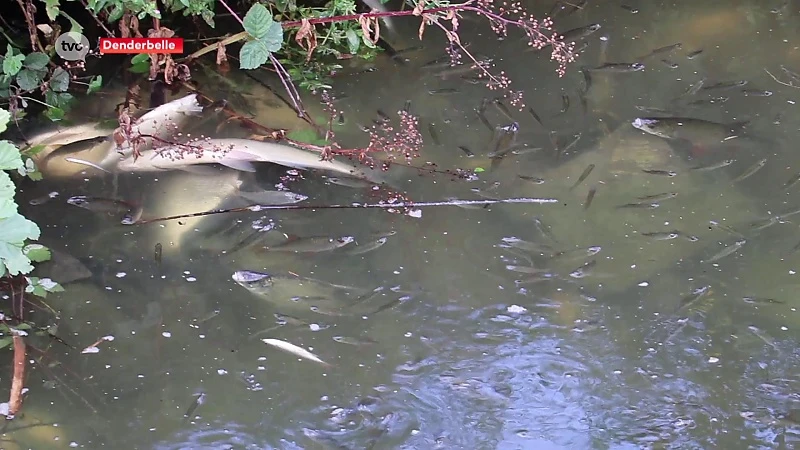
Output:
[
  {"left": 131, "top": 197, "right": 560, "bottom": 225},
  {"left": 7, "top": 335, "right": 26, "bottom": 419}
]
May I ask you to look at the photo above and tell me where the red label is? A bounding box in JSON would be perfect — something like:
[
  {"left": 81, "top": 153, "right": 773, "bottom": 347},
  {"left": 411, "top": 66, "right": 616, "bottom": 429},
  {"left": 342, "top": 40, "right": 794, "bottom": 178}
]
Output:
[{"left": 99, "top": 38, "right": 184, "bottom": 54}]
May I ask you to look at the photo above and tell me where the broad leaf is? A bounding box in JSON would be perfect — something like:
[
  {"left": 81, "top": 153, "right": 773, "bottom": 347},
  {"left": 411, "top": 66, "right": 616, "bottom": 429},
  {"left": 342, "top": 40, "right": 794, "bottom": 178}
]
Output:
[
  {"left": 2, "top": 46, "right": 24, "bottom": 76},
  {"left": 0, "top": 140, "right": 22, "bottom": 171},
  {"left": 243, "top": 3, "right": 273, "bottom": 40},
  {"left": 23, "top": 52, "right": 49, "bottom": 70},
  {"left": 50, "top": 67, "right": 70, "bottom": 92},
  {"left": 16, "top": 69, "right": 42, "bottom": 91},
  {"left": 239, "top": 40, "right": 271, "bottom": 70},
  {"left": 0, "top": 171, "right": 16, "bottom": 219},
  {"left": 87, "top": 75, "right": 102, "bottom": 94},
  {"left": 44, "top": 0, "right": 61, "bottom": 21},
  {"left": 23, "top": 244, "right": 51, "bottom": 263},
  {"left": 0, "top": 213, "right": 40, "bottom": 275},
  {"left": 0, "top": 108, "right": 9, "bottom": 133}
]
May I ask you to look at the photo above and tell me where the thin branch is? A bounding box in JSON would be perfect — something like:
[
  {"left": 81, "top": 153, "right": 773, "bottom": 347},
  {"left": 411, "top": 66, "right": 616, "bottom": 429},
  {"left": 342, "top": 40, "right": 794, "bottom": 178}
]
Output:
[
  {"left": 7, "top": 335, "right": 26, "bottom": 419},
  {"left": 764, "top": 69, "right": 800, "bottom": 89},
  {"left": 74, "top": 0, "right": 116, "bottom": 37}
]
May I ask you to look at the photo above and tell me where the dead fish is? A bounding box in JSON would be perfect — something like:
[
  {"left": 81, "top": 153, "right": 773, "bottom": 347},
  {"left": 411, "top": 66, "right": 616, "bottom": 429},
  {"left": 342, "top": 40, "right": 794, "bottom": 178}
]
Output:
[
  {"left": 686, "top": 49, "right": 703, "bottom": 59},
  {"left": 701, "top": 238, "right": 746, "bottom": 263},
  {"left": 642, "top": 169, "right": 678, "bottom": 177},
  {"left": 590, "top": 62, "right": 645, "bottom": 72},
  {"left": 261, "top": 338, "right": 331, "bottom": 367},
  {"left": 569, "top": 164, "right": 595, "bottom": 190},
  {"left": 583, "top": 186, "right": 596, "bottom": 210},
  {"left": 732, "top": 158, "right": 767, "bottom": 183},
  {"left": 265, "top": 235, "right": 355, "bottom": 253},
  {"left": 690, "top": 159, "right": 736, "bottom": 171},
  {"left": 636, "top": 192, "right": 678, "bottom": 202},
  {"left": 238, "top": 190, "right": 308, "bottom": 205}
]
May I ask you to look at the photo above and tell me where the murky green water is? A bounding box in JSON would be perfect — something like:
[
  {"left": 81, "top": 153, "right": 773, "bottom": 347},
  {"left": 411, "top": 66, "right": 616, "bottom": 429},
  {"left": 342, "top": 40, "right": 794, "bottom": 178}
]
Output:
[{"left": 5, "top": 0, "right": 800, "bottom": 448}]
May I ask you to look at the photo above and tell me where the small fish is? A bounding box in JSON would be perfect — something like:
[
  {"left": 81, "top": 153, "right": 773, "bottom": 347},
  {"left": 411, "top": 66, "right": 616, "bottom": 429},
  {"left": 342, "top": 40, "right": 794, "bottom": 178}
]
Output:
[
  {"left": 266, "top": 235, "right": 355, "bottom": 253},
  {"left": 677, "top": 285, "right": 712, "bottom": 313},
  {"left": 402, "top": 100, "right": 412, "bottom": 113},
  {"left": 742, "top": 296, "right": 785, "bottom": 305},
  {"left": 261, "top": 338, "right": 331, "bottom": 367},
  {"left": 493, "top": 98, "right": 515, "bottom": 121},
  {"left": 780, "top": 65, "right": 800, "bottom": 83},
  {"left": 434, "top": 59, "right": 492, "bottom": 79},
  {"left": 701, "top": 238, "right": 746, "bottom": 263},
  {"left": 120, "top": 204, "right": 144, "bottom": 225},
  {"left": 688, "top": 97, "right": 729, "bottom": 107},
  {"left": 642, "top": 169, "right": 678, "bottom": 177},
  {"left": 635, "top": 105, "right": 671, "bottom": 114},
  {"left": 690, "top": 159, "right": 736, "bottom": 171},
  {"left": 583, "top": 186, "right": 597, "bottom": 210},
  {"left": 742, "top": 89, "right": 773, "bottom": 97},
  {"left": 590, "top": 62, "right": 645, "bottom": 72},
  {"left": 487, "top": 122, "right": 520, "bottom": 160},
  {"left": 620, "top": 4, "right": 639, "bottom": 13},
  {"left": 527, "top": 107, "right": 544, "bottom": 127},
  {"left": 580, "top": 67, "right": 592, "bottom": 93},
  {"left": 636, "top": 192, "right": 678, "bottom": 202},
  {"left": 617, "top": 202, "right": 660, "bottom": 209},
  {"left": 154, "top": 243, "right": 162, "bottom": 265},
  {"left": 505, "top": 264, "right": 549, "bottom": 275},
  {"left": 732, "top": 158, "right": 767, "bottom": 183},
  {"left": 346, "top": 231, "right": 394, "bottom": 255},
  {"left": 183, "top": 393, "right": 206, "bottom": 421},
  {"left": 637, "top": 43, "right": 682, "bottom": 60},
  {"left": 557, "top": 133, "right": 581, "bottom": 159},
  {"left": 569, "top": 164, "right": 595, "bottom": 190},
  {"left": 747, "top": 325, "right": 778, "bottom": 350},
  {"left": 428, "top": 123, "right": 441, "bottom": 146},
  {"left": 459, "top": 146, "right": 475, "bottom": 157},
  {"left": 531, "top": 23, "right": 600, "bottom": 51},
  {"left": 708, "top": 220, "right": 743, "bottom": 238},
  {"left": 500, "top": 236, "right": 555, "bottom": 255},
  {"left": 702, "top": 80, "right": 748, "bottom": 91},
  {"left": 518, "top": 175, "right": 545, "bottom": 184},
  {"left": 28, "top": 191, "right": 59, "bottom": 206},
  {"left": 641, "top": 230, "right": 681, "bottom": 240},
  {"left": 782, "top": 171, "right": 800, "bottom": 190},
  {"left": 324, "top": 176, "right": 374, "bottom": 189},
  {"left": 428, "top": 88, "right": 460, "bottom": 95},
  {"left": 332, "top": 335, "right": 377, "bottom": 346},
  {"left": 376, "top": 109, "right": 391, "bottom": 123},
  {"left": 551, "top": 245, "right": 602, "bottom": 261},
  {"left": 661, "top": 59, "right": 679, "bottom": 69},
  {"left": 66, "top": 196, "right": 135, "bottom": 215},
  {"left": 337, "top": 112, "right": 345, "bottom": 126},
  {"left": 686, "top": 49, "right": 703, "bottom": 59},
  {"left": 569, "top": 259, "right": 597, "bottom": 278},
  {"left": 559, "top": 92, "right": 570, "bottom": 114},
  {"left": 533, "top": 216, "right": 559, "bottom": 243}
]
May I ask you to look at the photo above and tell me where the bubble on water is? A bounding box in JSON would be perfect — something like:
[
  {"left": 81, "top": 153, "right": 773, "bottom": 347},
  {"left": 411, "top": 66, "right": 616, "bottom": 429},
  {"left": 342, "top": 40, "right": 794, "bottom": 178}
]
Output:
[
  {"left": 116, "top": 272, "right": 126, "bottom": 278},
  {"left": 310, "top": 324, "right": 321, "bottom": 331},
  {"left": 217, "top": 369, "right": 228, "bottom": 375},
  {"left": 638, "top": 281, "right": 649, "bottom": 287},
  {"left": 708, "top": 356, "right": 720, "bottom": 363},
  {"left": 186, "top": 277, "right": 197, "bottom": 282},
  {"left": 507, "top": 304, "right": 527, "bottom": 314},
  {"left": 162, "top": 332, "right": 171, "bottom": 338}
]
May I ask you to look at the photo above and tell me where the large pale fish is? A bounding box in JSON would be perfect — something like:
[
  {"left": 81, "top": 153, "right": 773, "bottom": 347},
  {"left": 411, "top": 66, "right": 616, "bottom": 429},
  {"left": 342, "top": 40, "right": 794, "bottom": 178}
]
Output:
[{"left": 114, "top": 138, "right": 385, "bottom": 184}]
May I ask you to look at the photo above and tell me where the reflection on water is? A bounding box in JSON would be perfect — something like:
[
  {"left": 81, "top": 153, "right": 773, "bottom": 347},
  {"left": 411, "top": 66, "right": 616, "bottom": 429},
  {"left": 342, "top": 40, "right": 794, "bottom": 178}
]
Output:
[{"left": 7, "top": 0, "right": 800, "bottom": 448}]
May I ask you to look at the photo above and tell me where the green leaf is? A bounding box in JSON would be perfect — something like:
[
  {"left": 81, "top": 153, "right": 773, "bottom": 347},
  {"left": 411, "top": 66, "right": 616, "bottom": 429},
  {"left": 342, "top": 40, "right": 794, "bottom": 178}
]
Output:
[
  {"left": 239, "top": 40, "right": 271, "bottom": 70},
  {"left": 131, "top": 53, "right": 150, "bottom": 65},
  {"left": 22, "top": 145, "right": 46, "bottom": 157},
  {"left": 0, "top": 141, "right": 22, "bottom": 171},
  {"left": 261, "top": 23, "right": 283, "bottom": 53},
  {"left": 44, "top": 0, "right": 61, "bottom": 21},
  {"left": 474, "top": 167, "right": 485, "bottom": 173},
  {"left": 23, "top": 244, "right": 51, "bottom": 263},
  {"left": 87, "top": 75, "right": 102, "bottom": 94},
  {"left": 0, "top": 172, "right": 17, "bottom": 219},
  {"left": 243, "top": 3, "right": 273, "bottom": 40},
  {"left": 2, "top": 48, "right": 24, "bottom": 77},
  {"left": 45, "top": 107, "right": 65, "bottom": 121},
  {"left": 0, "top": 108, "right": 9, "bottom": 133},
  {"left": 0, "top": 337, "right": 12, "bottom": 351},
  {"left": 50, "top": 67, "right": 70, "bottom": 92},
  {"left": 27, "top": 170, "right": 42, "bottom": 181},
  {"left": 361, "top": 33, "right": 377, "bottom": 49},
  {"left": 24, "top": 52, "right": 49, "bottom": 70},
  {"left": 60, "top": 11, "right": 84, "bottom": 34},
  {"left": 287, "top": 128, "right": 327, "bottom": 145},
  {"left": 16, "top": 69, "right": 42, "bottom": 91},
  {"left": 0, "top": 213, "right": 40, "bottom": 275},
  {"left": 346, "top": 29, "right": 360, "bottom": 54}
]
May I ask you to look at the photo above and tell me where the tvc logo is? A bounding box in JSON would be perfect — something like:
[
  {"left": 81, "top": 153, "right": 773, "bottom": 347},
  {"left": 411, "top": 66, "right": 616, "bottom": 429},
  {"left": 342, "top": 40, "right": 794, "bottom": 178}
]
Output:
[{"left": 55, "top": 32, "right": 91, "bottom": 61}]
